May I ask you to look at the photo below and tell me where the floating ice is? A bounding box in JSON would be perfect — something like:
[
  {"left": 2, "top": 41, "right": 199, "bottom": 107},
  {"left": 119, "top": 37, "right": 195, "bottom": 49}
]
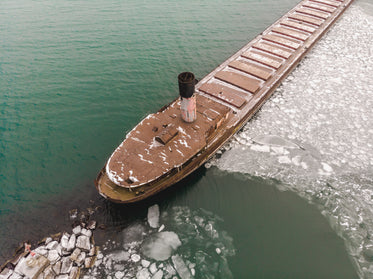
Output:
[
  {"left": 141, "top": 231, "right": 181, "bottom": 261},
  {"left": 172, "top": 254, "right": 193, "bottom": 279},
  {"left": 122, "top": 223, "right": 146, "bottom": 248},
  {"left": 147, "top": 204, "right": 160, "bottom": 229},
  {"left": 252, "top": 135, "right": 301, "bottom": 149},
  {"left": 208, "top": 4, "right": 373, "bottom": 278},
  {"left": 84, "top": 206, "right": 235, "bottom": 279}
]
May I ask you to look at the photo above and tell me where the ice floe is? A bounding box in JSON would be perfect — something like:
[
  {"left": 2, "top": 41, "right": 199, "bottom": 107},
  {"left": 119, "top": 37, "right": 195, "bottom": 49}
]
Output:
[
  {"left": 83, "top": 205, "right": 235, "bottom": 279},
  {"left": 208, "top": 4, "right": 373, "bottom": 278}
]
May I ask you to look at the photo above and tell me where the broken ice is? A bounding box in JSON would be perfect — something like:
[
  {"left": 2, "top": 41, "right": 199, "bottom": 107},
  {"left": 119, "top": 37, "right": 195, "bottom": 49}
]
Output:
[{"left": 83, "top": 205, "right": 235, "bottom": 279}]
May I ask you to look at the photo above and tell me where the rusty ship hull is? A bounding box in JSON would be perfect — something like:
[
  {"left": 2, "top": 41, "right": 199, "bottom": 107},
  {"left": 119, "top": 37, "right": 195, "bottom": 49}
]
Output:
[{"left": 95, "top": 0, "right": 354, "bottom": 203}]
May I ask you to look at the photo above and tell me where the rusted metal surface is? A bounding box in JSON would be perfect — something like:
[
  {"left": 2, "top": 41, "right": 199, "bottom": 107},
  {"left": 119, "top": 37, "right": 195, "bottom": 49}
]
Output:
[{"left": 96, "top": 0, "right": 355, "bottom": 203}]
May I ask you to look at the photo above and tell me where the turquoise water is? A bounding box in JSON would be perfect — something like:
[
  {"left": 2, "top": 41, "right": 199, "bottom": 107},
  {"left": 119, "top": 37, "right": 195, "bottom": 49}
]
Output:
[{"left": 0, "top": 0, "right": 359, "bottom": 277}]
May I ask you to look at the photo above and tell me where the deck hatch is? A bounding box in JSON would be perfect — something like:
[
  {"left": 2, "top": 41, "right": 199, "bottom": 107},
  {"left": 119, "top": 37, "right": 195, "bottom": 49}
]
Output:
[
  {"left": 288, "top": 13, "right": 324, "bottom": 26},
  {"left": 280, "top": 19, "right": 316, "bottom": 33},
  {"left": 155, "top": 125, "right": 178, "bottom": 145},
  {"left": 296, "top": 7, "right": 330, "bottom": 19},
  {"left": 271, "top": 26, "right": 310, "bottom": 41},
  {"left": 229, "top": 60, "right": 273, "bottom": 81},
  {"left": 303, "top": 2, "right": 336, "bottom": 13},
  {"left": 310, "top": 0, "right": 341, "bottom": 8},
  {"left": 253, "top": 42, "right": 293, "bottom": 59},
  {"left": 242, "top": 50, "right": 284, "bottom": 69},
  {"left": 262, "top": 34, "right": 301, "bottom": 50},
  {"left": 199, "top": 82, "right": 247, "bottom": 108},
  {"left": 215, "top": 71, "right": 261, "bottom": 93}
]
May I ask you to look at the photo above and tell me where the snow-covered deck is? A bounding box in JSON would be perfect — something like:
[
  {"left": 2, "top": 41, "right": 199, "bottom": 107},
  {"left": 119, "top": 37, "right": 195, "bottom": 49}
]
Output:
[{"left": 106, "top": 95, "right": 230, "bottom": 188}]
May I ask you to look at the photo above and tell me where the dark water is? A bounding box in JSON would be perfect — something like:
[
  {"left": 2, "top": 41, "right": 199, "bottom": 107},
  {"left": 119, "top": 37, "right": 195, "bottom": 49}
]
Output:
[{"left": 0, "top": 0, "right": 359, "bottom": 277}]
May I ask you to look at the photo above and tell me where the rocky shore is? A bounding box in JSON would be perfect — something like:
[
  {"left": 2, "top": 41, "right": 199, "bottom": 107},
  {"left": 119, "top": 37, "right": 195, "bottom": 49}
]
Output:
[
  {"left": 0, "top": 221, "right": 98, "bottom": 279},
  {"left": 0, "top": 204, "right": 235, "bottom": 279}
]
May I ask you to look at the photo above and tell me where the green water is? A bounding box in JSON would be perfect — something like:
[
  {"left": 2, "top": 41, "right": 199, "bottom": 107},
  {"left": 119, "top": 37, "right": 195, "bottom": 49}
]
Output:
[{"left": 0, "top": 0, "right": 358, "bottom": 277}]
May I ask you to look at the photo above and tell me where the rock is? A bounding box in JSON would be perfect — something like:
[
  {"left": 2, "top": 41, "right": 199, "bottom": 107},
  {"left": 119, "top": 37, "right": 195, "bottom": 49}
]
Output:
[
  {"left": 151, "top": 270, "right": 163, "bottom": 279},
  {"left": 84, "top": 257, "right": 95, "bottom": 269},
  {"left": 69, "top": 209, "right": 78, "bottom": 220},
  {"left": 68, "top": 266, "right": 80, "bottom": 279},
  {"left": 76, "top": 252, "right": 86, "bottom": 266},
  {"left": 81, "top": 229, "right": 92, "bottom": 238},
  {"left": 70, "top": 248, "right": 81, "bottom": 262},
  {"left": 60, "top": 257, "right": 73, "bottom": 274},
  {"left": 88, "top": 247, "right": 96, "bottom": 257},
  {"left": 48, "top": 249, "right": 60, "bottom": 263},
  {"left": 149, "top": 263, "right": 157, "bottom": 274},
  {"left": 171, "top": 255, "right": 193, "bottom": 279},
  {"left": 46, "top": 241, "right": 59, "bottom": 250},
  {"left": 87, "top": 221, "right": 97, "bottom": 230},
  {"left": 14, "top": 254, "right": 50, "bottom": 279},
  {"left": 67, "top": 234, "right": 76, "bottom": 252},
  {"left": 76, "top": 235, "right": 91, "bottom": 251},
  {"left": 45, "top": 237, "right": 53, "bottom": 245},
  {"left": 56, "top": 275, "right": 69, "bottom": 279},
  {"left": 130, "top": 254, "right": 141, "bottom": 263},
  {"left": 52, "top": 261, "right": 62, "bottom": 274},
  {"left": 72, "top": 226, "right": 81, "bottom": 235},
  {"left": 60, "top": 233, "right": 70, "bottom": 250},
  {"left": 141, "top": 259, "right": 150, "bottom": 268},
  {"left": 42, "top": 265, "right": 56, "bottom": 279},
  {"left": 8, "top": 273, "right": 22, "bottom": 279},
  {"left": 0, "top": 268, "right": 13, "bottom": 279},
  {"left": 141, "top": 231, "right": 181, "bottom": 261},
  {"left": 147, "top": 204, "right": 160, "bottom": 228},
  {"left": 56, "top": 244, "right": 63, "bottom": 257},
  {"left": 34, "top": 246, "right": 48, "bottom": 257}
]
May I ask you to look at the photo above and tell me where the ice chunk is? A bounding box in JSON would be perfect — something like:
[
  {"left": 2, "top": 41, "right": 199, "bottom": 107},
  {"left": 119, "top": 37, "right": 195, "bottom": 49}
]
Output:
[
  {"left": 131, "top": 254, "right": 141, "bottom": 262},
  {"left": 278, "top": 156, "right": 292, "bottom": 164},
  {"left": 141, "top": 259, "right": 151, "bottom": 268},
  {"left": 171, "top": 255, "right": 193, "bottom": 279},
  {"left": 147, "top": 204, "right": 160, "bottom": 228},
  {"left": 151, "top": 270, "right": 164, "bottom": 279},
  {"left": 253, "top": 135, "right": 300, "bottom": 149},
  {"left": 114, "top": 271, "right": 124, "bottom": 279},
  {"left": 136, "top": 268, "right": 151, "bottom": 279},
  {"left": 106, "top": 251, "right": 130, "bottom": 262},
  {"left": 122, "top": 223, "right": 146, "bottom": 247},
  {"left": 250, "top": 144, "right": 270, "bottom": 153},
  {"left": 141, "top": 231, "right": 181, "bottom": 261}
]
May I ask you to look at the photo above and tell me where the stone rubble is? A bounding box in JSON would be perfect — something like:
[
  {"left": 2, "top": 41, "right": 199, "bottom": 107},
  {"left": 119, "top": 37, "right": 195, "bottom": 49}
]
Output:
[{"left": 0, "top": 222, "right": 98, "bottom": 279}]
